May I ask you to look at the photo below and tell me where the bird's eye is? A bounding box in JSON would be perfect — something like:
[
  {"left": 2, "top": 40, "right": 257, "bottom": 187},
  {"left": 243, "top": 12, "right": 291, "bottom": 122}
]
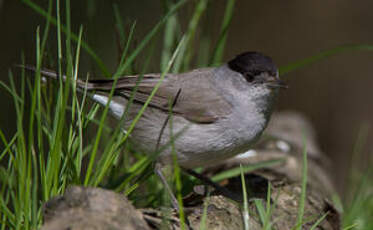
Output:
[{"left": 244, "top": 73, "right": 255, "bottom": 82}]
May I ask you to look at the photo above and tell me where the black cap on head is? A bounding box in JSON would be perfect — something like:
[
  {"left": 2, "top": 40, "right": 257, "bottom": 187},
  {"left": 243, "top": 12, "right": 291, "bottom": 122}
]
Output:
[{"left": 228, "top": 52, "right": 278, "bottom": 78}]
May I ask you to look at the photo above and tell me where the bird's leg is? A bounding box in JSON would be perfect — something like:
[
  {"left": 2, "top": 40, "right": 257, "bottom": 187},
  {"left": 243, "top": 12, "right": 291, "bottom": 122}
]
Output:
[
  {"left": 181, "top": 167, "right": 242, "bottom": 202},
  {"left": 154, "top": 162, "right": 180, "bottom": 211},
  {"left": 153, "top": 89, "right": 183, "bottom": 211}
]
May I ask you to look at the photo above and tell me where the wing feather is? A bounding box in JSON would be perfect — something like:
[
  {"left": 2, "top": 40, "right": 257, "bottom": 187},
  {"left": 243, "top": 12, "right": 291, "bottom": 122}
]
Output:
[{"left": 23, "top": 66, "right": 232, "bottom": 123}]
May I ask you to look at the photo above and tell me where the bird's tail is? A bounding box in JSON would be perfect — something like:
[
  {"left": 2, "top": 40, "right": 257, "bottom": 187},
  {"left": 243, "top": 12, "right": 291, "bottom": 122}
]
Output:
[
  {"left": 18, "top": 65, "right": 97, "bottom": 91},
  {"left": 18, "top": 65, "right": 127, "bottom": 118}
]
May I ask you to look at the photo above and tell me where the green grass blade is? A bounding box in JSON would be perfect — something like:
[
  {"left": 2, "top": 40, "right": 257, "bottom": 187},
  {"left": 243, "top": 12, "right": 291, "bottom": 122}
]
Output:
[
  {"left": 114, "top": 0, "right": 187, "bottom": 77},
  {"left": 0, "top": 81, "right": 23, "bottom": 104},
  {"left": 211, "top": 159, "right": 285, "bottom": 182},
  {"left": 199, "top": 191, "right": 210, "bottom": 230},
  {"left": 172, "top": 0, "right": 208, "bottom": 73},
  {"left": 113, "top": 4, "right": 137, "bottom": 71},
  {"left": 279, "top": 44, "right": 373, "bottom": 76},
  {"left": 161, "top": 1, "right": 179, "bottom": 72},
  {"left": 254, "top": 199, "right": 267, "bottom": 225},
  {"left": 262, "top": 181, "right": 273, "bottom": 230},
  {"left": 21, "top": 0, "right": 110, "bottom": 77},
  {"left": 0, "top": 131, "right": 17, "bottom": 161},
  {"left": 73, "top": 25, "right": 84, "bottom": 178},
  {"left": 113, "top": 4, "right": 126, "bottom": 46},
  {"left": 118, "top": 21, "right": 136, "bottom": 71},
  {"left": 343, "top": 223, "right": 359, "bottom": 230},
  {"left": 295, "top": 138, "right": 308, "bottom": 230},
  {"left": 309, "top": 212, "right": 329, "bottom": 230},
  {"left": 169, "top": 102, "right": 186, "bottom": 229},
  {"left": 240, "top": 164, "right": 249, "bottom": 230},
  {"left": 65, "top": 0, "right": 73, "bottom": 72},
  {"left": 40, "top": 0, "right": 52, "bottom": 56},
  {"left": 211, "top": 0, "right": 235, "bottom": 66}
]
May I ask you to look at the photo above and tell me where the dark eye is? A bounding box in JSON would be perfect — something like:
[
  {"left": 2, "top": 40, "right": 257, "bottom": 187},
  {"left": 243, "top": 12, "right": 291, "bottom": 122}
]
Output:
[{"left": 244, "top": 72, "right": 255, "bottom": 82}]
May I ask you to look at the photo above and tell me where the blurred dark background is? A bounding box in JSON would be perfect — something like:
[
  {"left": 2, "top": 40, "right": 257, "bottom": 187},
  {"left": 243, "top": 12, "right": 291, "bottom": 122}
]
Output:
[{"left": 0, "top": 0, "right": 372, "bottom": 194}]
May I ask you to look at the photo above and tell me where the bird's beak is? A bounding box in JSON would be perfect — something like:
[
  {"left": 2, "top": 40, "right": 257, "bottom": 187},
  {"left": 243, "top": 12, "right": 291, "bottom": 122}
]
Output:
[{"left": 266, "top": 78, "right": 288, "bottom": 89}]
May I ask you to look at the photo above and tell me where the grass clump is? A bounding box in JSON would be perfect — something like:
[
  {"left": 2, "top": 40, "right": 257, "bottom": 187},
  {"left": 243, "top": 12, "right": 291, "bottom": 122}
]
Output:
[{"left": 0, "top": 0, "right": 235, "bottom": 228}]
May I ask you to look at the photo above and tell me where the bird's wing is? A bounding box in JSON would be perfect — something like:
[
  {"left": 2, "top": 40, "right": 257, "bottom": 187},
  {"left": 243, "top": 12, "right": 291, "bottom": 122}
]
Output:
[
  {"left": 85, "top": 69, "right": 232, "bottom": 124},
  {"left": 22, "top": 66, "right": 232, "bottom": 123}
]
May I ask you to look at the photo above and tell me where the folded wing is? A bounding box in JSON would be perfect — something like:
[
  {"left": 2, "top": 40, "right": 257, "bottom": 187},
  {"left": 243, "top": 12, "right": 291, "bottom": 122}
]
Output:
[{"left": 24, "top": 66, "right": 232, "bottom": 124}]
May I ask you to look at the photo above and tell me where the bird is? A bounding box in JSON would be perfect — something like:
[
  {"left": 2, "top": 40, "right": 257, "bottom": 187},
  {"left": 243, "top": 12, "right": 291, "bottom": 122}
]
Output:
[{"left": 22, "top": 51, "right": 286, "bottom": 208}]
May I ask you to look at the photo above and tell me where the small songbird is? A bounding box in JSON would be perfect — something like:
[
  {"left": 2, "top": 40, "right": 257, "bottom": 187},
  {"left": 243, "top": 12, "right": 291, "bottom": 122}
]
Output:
[
  {"left": 22, "top": 52, "right": 286, "bottom": 208},
  {"left": 24, "top": 51, "right": 285, "bottom": 168}
]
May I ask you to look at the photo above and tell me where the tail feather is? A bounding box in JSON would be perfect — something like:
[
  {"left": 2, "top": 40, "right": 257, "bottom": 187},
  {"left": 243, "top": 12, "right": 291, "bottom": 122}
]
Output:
[
  {"left": 18, "top": 65, "right": 97, "bottom": 90},
  {"left": 17, "top": 65, "right": 124, "bottom": 115},
  {"left": 18, "top": 65, "right": 164, "bottom": 92}
]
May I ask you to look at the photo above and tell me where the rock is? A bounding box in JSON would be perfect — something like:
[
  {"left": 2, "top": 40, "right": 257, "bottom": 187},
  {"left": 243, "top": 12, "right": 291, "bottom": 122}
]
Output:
[
  {"left": 42, "top": 186, "right": 150, "bottom": 230},
  {"left": 187, "top": 195, "right": 244, "bottom": 230}
]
